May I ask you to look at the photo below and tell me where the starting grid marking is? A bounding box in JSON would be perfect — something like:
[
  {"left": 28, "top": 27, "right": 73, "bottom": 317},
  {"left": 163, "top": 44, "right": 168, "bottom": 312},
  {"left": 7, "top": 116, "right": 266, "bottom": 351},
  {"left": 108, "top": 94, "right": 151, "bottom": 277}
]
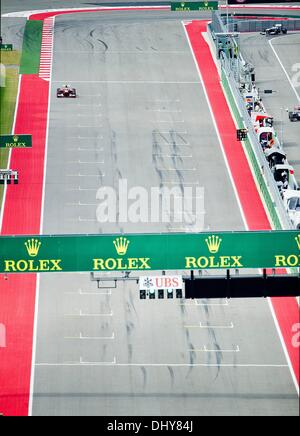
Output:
[
  {"left": 34, "top": 361, "right": 289, "bottom": 368},
  {"left": 39, "top": 17, "right": 55, "bottom": 81}
]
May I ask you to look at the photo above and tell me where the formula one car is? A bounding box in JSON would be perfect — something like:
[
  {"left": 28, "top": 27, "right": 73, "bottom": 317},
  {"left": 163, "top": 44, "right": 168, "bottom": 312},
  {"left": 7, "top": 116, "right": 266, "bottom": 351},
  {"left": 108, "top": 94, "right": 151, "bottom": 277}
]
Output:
[
  {"left": 57, "top": 84, "right": 77, "bottom": 98},
  {"left": 265, "top": 148, "right": 286, "bottom": 169},
  {"left": 282, "top": 190, "right": 300, "bottom": 230},
  {"left": 288, "top": 106, "right": 300, "bottom": 122},
  {"left": 252, "top": 112, "right": 274, "bottom": 128},
  {"left": 273, "top": 164, "right": 297, "bottom": 194},
  {"left": 262, "top": 24, "right": 287, "bottom": 36}
]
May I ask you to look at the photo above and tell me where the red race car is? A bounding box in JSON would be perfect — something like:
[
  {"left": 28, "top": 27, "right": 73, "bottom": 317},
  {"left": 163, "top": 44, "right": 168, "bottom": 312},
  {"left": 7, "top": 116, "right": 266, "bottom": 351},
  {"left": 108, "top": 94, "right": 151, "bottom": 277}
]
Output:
[{"left": 57, "top": 84, "right": 77, "bottom": 98}]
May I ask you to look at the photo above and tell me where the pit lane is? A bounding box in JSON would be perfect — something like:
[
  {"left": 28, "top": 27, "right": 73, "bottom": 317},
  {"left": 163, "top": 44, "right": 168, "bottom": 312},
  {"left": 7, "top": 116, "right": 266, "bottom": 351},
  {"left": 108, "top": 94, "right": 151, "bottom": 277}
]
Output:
[{"left": 240, "top": 31, "right": 300, "bottom": 185}]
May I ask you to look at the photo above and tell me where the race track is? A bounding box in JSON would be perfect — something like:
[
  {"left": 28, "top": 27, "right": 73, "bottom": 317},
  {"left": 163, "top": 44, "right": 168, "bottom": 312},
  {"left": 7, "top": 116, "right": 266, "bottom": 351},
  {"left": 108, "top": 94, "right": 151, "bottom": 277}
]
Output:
[{"left": 30, "top": 11, "right": 299, "bottom": 416}]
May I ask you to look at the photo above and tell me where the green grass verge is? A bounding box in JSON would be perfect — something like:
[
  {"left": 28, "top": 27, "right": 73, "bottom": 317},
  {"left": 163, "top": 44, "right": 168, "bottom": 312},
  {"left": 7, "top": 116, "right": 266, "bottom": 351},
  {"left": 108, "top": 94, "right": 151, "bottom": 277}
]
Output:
[
  {"left": 19, "top": 20, "right": 43, "bottom": 74},
  {"left": 0, "top": 67, "right": 20, "bottom": 210}
]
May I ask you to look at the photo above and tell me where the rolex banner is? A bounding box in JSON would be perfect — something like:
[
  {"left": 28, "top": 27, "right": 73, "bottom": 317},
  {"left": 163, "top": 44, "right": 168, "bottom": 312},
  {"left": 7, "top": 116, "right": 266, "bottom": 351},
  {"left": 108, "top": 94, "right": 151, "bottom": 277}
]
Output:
[
  {"left": 0, "top": 231, "right": 299, "bottom": 274},
  {"left": 0, "top": 134, "right": 32, "bottom": 148},
  {"left": 171, "top": 2, "right": 218, "bottom": 12},
  {"left": 0, "top": 44, "right": 13, "bottom": 51}
]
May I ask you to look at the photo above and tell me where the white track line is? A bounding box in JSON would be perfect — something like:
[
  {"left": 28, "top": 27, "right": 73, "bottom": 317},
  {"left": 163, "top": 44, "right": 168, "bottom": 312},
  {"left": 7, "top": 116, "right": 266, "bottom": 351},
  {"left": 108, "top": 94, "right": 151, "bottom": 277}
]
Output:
[
  {"left": 65, "top": 289, "right": 112, "bottom": 296},
  {"left": 64, "top": 332, "right": 115, "bottom": 340},
  {"left": 34, "top": 362, "right": 289, "bottom": 368},
  {"left": 184, "top": 322, "right": 234, "bottom": 329},
  {"left": 191, "top": 346, "right": 240, "bottom": 353},
  {"left": 269, "top": 37, "right": 300, "bottom": 103},
  {"left": 64, "top": 310, "right": 113, "bottom": 317},
  {"left": 29, "top": 15, "right": 56, "bottom": 418},
  {"left": 268, "top": 299, "right": 299, "bottom": 396}
]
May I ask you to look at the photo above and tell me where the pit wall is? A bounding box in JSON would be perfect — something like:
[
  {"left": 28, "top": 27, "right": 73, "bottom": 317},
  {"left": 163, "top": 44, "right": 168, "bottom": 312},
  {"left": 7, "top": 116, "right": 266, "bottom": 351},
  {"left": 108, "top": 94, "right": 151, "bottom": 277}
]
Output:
[{"left": 220, "top": 70, "right": 283, "bottom": 230}]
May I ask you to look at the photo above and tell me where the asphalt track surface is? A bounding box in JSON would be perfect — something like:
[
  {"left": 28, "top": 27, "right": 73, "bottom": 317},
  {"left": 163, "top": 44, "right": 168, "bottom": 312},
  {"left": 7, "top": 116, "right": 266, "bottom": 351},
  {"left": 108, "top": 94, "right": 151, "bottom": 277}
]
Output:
[
  {"left": 240, "top": 32, "right": 300, "bottom": 185},
  {"left": 0, "top": 17, "right": 25, "bottom": 50},
  {"left": 29, "top": 11, "right": 299, "bottom": 416}
]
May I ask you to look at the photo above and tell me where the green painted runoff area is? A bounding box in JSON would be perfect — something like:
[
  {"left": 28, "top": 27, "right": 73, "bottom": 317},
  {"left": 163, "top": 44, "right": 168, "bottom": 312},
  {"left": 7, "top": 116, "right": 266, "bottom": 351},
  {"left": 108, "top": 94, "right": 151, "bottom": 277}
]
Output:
[{"left": 19, "top": 20, "right": 43, "bottom": 74}]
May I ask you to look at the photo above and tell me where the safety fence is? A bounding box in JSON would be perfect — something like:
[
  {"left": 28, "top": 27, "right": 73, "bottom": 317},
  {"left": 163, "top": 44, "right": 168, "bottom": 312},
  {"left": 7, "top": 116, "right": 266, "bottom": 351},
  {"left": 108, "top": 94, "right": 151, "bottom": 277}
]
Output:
[{"left": 213, "top": 11, "right": 300, "bottom": 33}]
